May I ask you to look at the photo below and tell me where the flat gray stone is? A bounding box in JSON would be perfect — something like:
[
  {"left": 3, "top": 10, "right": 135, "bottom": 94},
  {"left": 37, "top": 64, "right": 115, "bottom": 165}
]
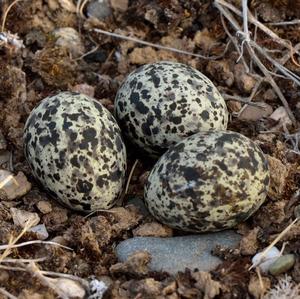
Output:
[{"left": 116, "top": 230, "right": 241, "bottom": 274}]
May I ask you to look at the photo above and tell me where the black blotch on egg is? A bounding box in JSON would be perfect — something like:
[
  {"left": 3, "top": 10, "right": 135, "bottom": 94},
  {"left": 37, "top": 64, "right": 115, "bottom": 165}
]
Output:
[
  {"left": 115, "top": 61, "right": 228, "bottom": 157},
  {"left": 23, "top": 91, "right": 127, "bottom": 212}
]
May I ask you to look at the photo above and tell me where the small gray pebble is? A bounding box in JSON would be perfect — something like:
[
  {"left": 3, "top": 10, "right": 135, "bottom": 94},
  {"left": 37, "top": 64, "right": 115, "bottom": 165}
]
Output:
[
  {"left": 269, "top": 254, "right": 296, "bottom": 276},
  {"left": 116, "top": 230, "right": 241, "bottom": 274},
  {"left": 29, "top": 224, "right": 49, "bottom": 240},
  {"left": 87, "top": 0, "right": 112, "bottom": 20}
]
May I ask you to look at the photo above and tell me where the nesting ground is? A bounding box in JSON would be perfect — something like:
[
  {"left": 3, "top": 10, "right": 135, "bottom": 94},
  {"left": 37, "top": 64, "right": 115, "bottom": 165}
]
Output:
[{"left": 1, "top": 0, "right": 300, "bottom": 298}]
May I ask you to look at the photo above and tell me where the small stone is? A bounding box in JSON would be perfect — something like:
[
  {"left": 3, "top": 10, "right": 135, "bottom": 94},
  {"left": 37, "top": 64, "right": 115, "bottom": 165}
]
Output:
[
  {"left": 252, "top": 246, "right": 281, "bottom": 273},
  {"left": 53, "top": 27, "right": 84, "bottom": 58},
  {"left": 71, "top": 84, "right": 95, "bottom": 98},
  {"left": 239, "top": 103, "right": 273, "bottom": 121},
  {"left": 269, "top": 254, "right": 296, "bottom": 275},
  {"left": 87, "top": 0, "right": 112, "bottom": 20},
  {"left": 126, "top": 197, "right": 150, "bottom": 217},
  {"left": 83, "top": 49, "right": 107, "bottom": 63},
  {"left": 270, "top": 106, "right": 292, "bottom": 130},
  {"left": 133, "top": 222, "right": 173, "bottom": 238},
  {"left": 240, "top": 227, "right": 259, "bottom": 255},
  {"left": 36, "top": 200, "right": 52, "bottom": 214},
  {"left": 116, "top": 231, "right": 241, "bottom": 274},
  {"left": 110, "top": 0, "right": 128, "bottom": 12},
  {"left": 227, "top": 100, "right": 242, "bottom": 113},
  {"left": 234, "top": 63, "right": 257, "bottom": 93},
  {"left": 10, "top": 207, "right": 40, "bottom": 228},
  {"left": 29, "top": 224, "right": 49, "bottom": 240},
  {"left": 248, "top": 275, "right": 271, "bottom": 299},
  {"left": 0, "top": 170, "right": 31, "bottom": 200},
  {"left": 263, "top": 88, "right": 277, "bottom": 101}
]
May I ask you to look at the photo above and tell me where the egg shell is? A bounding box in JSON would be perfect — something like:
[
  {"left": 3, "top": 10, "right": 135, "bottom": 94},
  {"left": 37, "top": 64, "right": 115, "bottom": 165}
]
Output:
[
  {"left": 144, "top": 131, "right": 270, "bottom": 232},
  {"left": 23, "top": 92, "right": 127, "bottom": 211},
  {"left": 115, "top": 61, "right": 228, "bottom": 156}
]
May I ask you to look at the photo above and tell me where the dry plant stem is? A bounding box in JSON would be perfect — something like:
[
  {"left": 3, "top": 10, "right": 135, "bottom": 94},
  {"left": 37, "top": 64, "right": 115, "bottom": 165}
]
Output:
[
  {"left": 1, "top": 0, "right": 21, "bottom": 32},
  {"left": 223, "top": 95, "right": 265, "bottom": 107},
  {"left": 93, "top": 28, "right": 230, "bottom": 60},
  {"left": 220, "top": 15, "right": 249, "bottom": 72},
  {"left": 0, "top": 264, "right": 89, "bottom": 288},
  {"left": 236, "top": 77, "right": 263, "bottom": 116},
  {"left": 242, "top": 0, "right": 250, "bottom": 41},
  {"left": 217, "top": 0, "right": 300, "bottom": 85},
  {"left": 0, "top": 218, "right": 36, "bottom": 263},
  {"left": 79, "top": 0, "right": 89, "bottom": 18},
  {"left": 84, "top": 208, "right": 120, "bottom": 219},
  {"left": 125, "top": 159, "right": 139, "bottom": 195},
  {"left": 28, "top": 262, "right": 70, "bottom": 299},
  {"left": 247, "top": 44, "right": 297, "bottom": 124},
  {"left": 0, "top": 240, "right": 73, "bottom": 251},
  {"left": 216, "top": 3, "right": 297, "bottom": 125},
  {"left": 255, "top": 267, "right": 265, "bottom": 298},
  {"left": 249, "top": 217, "right": 299, "bottom": 270},
  {"left": 3, "top": 257, "right": 46, "bottom": 263},
  {"left": 215, "top": 0, "right": 300, "bottom": 55},
  {"left": 268, "top": 19, "right": 300, "bottom": 26},
  {"left": 0, "top": 288, "right": 18, "bottom": 299}
]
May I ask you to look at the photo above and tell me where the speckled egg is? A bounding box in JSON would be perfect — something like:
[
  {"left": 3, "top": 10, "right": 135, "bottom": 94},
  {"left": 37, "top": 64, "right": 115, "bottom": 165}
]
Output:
[
  {"left": 23, "top": 92, "right": 127, "bottom": 211},
  {"left": 115, "top": 61, "right": 228, "bottom": 156},
  {"left": 144, "top": 131, "right": 270, "bottom": 232}
]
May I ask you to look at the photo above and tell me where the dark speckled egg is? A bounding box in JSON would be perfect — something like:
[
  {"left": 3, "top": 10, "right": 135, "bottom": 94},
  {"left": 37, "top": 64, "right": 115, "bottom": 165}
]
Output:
[
  {"left": 23, "top": 92, "right": 127, "bottom": 212},
  {"left": 115, "top": 61, "right": 228, "bottom": 157},
  {"left": 144, "top": 131, "right": 270, "bottom": 232}
]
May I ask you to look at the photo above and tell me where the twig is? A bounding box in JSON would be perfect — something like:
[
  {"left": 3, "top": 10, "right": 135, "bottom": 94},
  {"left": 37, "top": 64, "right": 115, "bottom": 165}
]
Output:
[
  {"left": 0, "top": 240, "right": 73, "bottom": 251},
  {"left": 125, "top": 159, "right": 139, "bottom": 195},
  {"left": 215, "top": 0, "right": 300, "bottom": 55},
  {"left": 1, "top": 0, "right": 21, "bottom": 32},
  {"left": 0, "top": 219, "right": 36, "bottom": 263},
  {"left": 0, "top": 288, "right": 18, "bottom": 299},
  {"left": 0, "top": 264, "right": 89, "bottom": 288},
  {"left": 220, "top": 14, "right": 249, "bottom": 72},
  {"left": 79, "top": 0, "right": 89, "bottom": 18},
  {"left": 93, "top": 28, "right": 230, "bottom": 60},
  {"left": 27, "top": 262, "right": 70, "bottom": 299},
  {"left": 2, "top": 257, "right": 46, "bottom": 263},
  {"left": 222, "top": 95, "right": 266, "bottom": 107},
  {"left": 242, "top": 0, "right": 250, "bottom": 42},
  {"left": 268, "top": 19, "right": 300, "bottom": 26},
  {"left": 247, "top": 44, "right": 297, "bottom": 124},
  {"left": 215, "top": 0, "right": 297, "bottom": 125},
  {"left": 255, "top": 267, "right": 265, "bottom": 298},
  {"left": 84, "top": 208, "right": 119, "bottom": 219}
]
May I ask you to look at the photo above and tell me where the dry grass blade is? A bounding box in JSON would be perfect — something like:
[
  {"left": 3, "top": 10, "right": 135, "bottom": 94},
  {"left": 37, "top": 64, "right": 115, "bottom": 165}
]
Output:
[
  {"left": 0, "top": 240, "right": 73, "bottom": 251},
  {"left": 0, "top": 218, "right": 36, "bottom": 263},
  {"left": 0, "top": 288, "right": 18, "bottom": 299},
  {"left": 1, "top": 0, "right": 22, "bottom": 32},
  {"left": 125, "top": 159, "right": 139, "bottom": 195},
  {"left": 93, "top": 28, "right": 230, "bottom": 60},
  {"left": 214, "top": 0, "right": 297, "bottom": 125}
]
